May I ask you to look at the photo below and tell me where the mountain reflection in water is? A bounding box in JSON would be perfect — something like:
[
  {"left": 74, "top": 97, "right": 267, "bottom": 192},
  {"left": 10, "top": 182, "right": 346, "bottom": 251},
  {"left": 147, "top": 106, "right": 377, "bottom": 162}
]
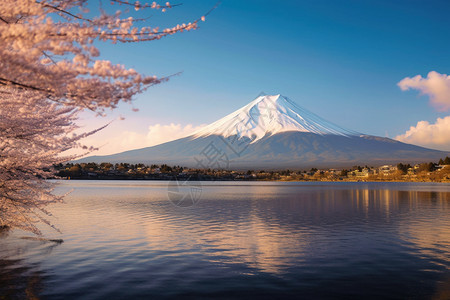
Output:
[{"left": 0, "top": 181, "right": 449, "bottom": 299}]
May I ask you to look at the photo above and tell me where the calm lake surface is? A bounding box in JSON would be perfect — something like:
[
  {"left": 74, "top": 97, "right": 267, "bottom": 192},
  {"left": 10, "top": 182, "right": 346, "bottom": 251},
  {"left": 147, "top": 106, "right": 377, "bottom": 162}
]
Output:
[{"left": 1, "top": 181, "right": 450, "bottom": 299}]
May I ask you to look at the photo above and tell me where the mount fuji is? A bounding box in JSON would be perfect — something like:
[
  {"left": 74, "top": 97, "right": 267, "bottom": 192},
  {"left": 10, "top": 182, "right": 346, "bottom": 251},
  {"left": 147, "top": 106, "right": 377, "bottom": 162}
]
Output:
[{"left": 78, "top": 94, "right": 449, "bottom": 169}]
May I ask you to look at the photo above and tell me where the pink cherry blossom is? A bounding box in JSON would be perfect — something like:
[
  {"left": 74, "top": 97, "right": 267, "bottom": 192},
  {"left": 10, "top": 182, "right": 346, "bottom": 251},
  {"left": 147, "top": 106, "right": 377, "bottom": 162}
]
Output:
[{"left": 0, "top": 0, "right": 213, "bottom": 234}]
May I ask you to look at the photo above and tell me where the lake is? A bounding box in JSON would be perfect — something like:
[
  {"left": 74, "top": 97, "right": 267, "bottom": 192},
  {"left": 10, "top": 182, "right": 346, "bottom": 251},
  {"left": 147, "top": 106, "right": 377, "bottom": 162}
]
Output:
[{"left": 1, "top": 181, "right": 449, "bottom": 299}]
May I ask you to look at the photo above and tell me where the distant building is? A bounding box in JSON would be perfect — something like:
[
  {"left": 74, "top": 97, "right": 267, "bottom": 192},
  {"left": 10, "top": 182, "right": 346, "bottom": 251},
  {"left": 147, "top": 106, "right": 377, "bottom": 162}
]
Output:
[
  {"left": 435, "top": 165, "right": 450, "bottom": 172},
  {"left": 351, "top": 168, "right": 367, "bottom": 178},
  {"left": 379, "top": 165, "right": 397, "bottom": 176}
]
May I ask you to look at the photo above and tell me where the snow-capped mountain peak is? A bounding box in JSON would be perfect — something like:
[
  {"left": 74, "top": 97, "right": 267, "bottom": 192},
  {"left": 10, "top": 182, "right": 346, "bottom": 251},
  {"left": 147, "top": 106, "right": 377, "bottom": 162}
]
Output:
[
  {"left": 193, "top": 94, "right": 357, "bottom": 142},
  {"left": 77, "top": 93, "right": 447, "bottom": 169}
]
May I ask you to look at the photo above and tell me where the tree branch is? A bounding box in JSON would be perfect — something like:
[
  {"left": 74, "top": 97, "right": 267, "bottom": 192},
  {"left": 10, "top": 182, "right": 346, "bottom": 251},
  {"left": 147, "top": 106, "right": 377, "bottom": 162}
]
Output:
[
  {"left": 36, "top": 1, "right": 92, "bottom": 22},
  {"left": 0, "top": 16, "right": 9, "bottom": 24}
]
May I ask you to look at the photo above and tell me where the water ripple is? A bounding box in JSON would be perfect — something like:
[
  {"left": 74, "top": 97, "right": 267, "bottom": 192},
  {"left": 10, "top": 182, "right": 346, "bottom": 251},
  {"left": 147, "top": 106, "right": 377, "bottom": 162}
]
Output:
[{"left": 0, "top": 181, "right": 449, "bottom": 299}]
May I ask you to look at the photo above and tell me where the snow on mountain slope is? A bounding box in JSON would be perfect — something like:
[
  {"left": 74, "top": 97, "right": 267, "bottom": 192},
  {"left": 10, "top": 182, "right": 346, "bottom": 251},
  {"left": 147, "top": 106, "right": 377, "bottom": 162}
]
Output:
[
  {"left": 76, "top": 93, "right": 449, "bottom": 168},
  {"left": 193, "top": 94, "right": 358, "bottom": 142}
]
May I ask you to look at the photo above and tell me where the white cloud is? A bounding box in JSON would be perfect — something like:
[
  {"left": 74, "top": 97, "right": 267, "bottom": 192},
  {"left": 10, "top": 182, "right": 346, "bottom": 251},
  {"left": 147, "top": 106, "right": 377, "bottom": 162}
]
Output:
[
  {"left": 144, "top": 123, "right": 203, "bottom": 147},
  {"left": 66, "top": 121, "right": 205, "bottom": 156},
  {"left": 395, "top": 116, "right": 450, "bottom": 151},
  {"left": 398, "top": 71, "right": 450, "bottom": 111}
]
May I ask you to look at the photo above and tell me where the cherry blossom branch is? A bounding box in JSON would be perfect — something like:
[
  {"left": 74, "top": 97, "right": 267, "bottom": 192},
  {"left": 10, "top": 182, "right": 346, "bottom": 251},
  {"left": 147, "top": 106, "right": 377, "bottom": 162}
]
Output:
[
  {"left": 38, "top": 2, "right": 92, "bottom": 22},
  {"left": 0, "top": 16, "right": 9, "bottom": 23},
  {"left": 0, "top": 0, "right": 217, "bottom": 235},
  {"left": 110, "top": 0, "right": 182, "bottom": 10}
]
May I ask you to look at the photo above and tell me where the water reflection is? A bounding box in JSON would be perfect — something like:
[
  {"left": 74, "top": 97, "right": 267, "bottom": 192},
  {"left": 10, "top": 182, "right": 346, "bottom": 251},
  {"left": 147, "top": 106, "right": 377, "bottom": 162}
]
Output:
[
  {"left": 0, "top": 227, "right": 62, "bottom": 299},
  {"left": 1, "top": 181, "right": 449, "bottom": 299},
  {"left": 134, "top": 184, "right": 450, "bottom": 275}
]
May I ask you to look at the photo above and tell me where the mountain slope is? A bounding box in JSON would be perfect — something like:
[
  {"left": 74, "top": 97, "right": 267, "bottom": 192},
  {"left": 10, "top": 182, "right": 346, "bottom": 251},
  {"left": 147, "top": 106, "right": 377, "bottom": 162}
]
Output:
[
  {"left": 193, "top": 94, "right": 357, "bottom": 141},
  {"left": 80, "top": 133, "right": 447, "bottom": 169},
  {"left": 77, "top": 94, "right": 449, "bottom": 169}
]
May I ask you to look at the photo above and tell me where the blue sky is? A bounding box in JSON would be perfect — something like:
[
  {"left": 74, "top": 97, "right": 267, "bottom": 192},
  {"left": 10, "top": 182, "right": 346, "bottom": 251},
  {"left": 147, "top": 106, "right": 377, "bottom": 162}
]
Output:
[{"left": 78, "top": 0, "right": 450, "bottom": 155}]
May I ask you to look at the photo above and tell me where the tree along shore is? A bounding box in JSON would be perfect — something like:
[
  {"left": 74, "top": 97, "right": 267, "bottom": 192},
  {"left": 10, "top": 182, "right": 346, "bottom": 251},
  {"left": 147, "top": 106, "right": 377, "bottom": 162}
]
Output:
[{"left": 54, "top": 157, "right": 450, "bottom": 183}]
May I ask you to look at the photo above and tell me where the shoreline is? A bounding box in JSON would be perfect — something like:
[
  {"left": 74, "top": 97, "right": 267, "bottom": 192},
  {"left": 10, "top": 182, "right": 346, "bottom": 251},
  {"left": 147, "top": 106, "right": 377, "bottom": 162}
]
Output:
[{"left": 53, "top": 177, "right": 450, "bottom": 184}]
